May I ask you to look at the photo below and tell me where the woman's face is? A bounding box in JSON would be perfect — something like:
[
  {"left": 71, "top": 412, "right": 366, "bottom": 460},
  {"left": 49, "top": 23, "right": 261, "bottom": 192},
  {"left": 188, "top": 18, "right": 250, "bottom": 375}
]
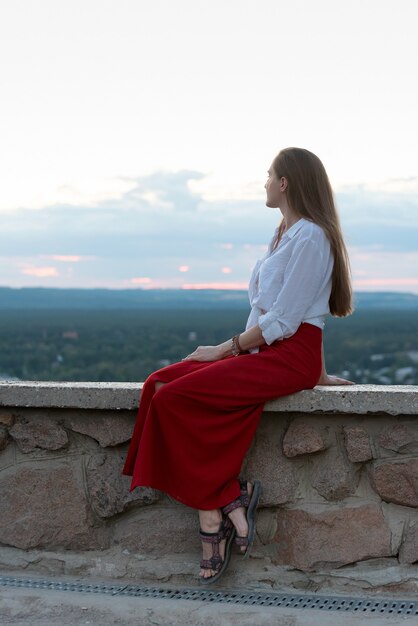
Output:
[{"left": 265, "top": 164, "right": 287, "bottom": 209}]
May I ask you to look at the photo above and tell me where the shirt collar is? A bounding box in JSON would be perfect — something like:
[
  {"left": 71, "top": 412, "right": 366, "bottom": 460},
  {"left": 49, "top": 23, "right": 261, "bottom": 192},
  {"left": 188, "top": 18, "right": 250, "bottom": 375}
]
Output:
[{"left": 282, "top": 218, "right": 307, "bottom": 240}]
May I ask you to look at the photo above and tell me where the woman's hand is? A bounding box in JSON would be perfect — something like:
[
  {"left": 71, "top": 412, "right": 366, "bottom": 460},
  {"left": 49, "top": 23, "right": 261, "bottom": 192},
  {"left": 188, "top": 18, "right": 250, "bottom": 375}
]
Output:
[
  {"left": 316, "top": 372, "right": 355, "bottom": 386},
  {"left": 182, "top": 345, "right": 226, "bottom": 362}
]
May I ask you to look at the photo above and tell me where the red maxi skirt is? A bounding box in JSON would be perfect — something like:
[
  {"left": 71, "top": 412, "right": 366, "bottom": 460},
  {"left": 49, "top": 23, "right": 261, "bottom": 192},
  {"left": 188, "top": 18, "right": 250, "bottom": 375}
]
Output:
[{"left": 122, "top": 322, "right": 322, "bottom": 511}]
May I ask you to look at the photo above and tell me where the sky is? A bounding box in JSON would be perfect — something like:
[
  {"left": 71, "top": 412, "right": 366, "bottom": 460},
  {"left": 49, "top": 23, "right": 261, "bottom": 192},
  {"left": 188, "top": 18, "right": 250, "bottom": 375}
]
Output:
[{"left": 1, "top": 0, "right": 417, "bottom": 293}]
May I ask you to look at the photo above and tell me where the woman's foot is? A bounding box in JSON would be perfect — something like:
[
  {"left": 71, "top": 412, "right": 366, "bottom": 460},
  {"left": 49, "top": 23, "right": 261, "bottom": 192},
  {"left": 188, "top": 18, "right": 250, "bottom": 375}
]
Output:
[
  {"left": 222, "top": 479, "right": 262, "bottom": 558},
  {"left": 198, "top": 509, "right": 230, "bottom": 580}
]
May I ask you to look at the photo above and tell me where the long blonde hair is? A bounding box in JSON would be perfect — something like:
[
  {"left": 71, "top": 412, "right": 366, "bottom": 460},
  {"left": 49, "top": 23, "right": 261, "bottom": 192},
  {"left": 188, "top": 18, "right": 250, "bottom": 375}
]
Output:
[{"left": 272, "top": 147, "right": 353, "bottom": 317}]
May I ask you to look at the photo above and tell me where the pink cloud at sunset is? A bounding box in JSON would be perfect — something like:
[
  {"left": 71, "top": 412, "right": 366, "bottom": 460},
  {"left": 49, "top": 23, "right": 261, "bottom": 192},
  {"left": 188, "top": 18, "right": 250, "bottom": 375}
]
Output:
[
  {"left": 178, "top": 265, "right": 190, "bottom": 272},
  {"left": 41, "top": 255, "right": 93, "bottom": 262},
  {"left": 221, "top": 267, "right": 232, "bottom": 274},
  {"left": 20, "top": 266, "right": 59, "bottom": 277},
  {"left": 130, "top": 277, "right": 152, "bottom": 285},
  {"left": 348, "top": 249, "right": 418, "bottom": 293},
  {"left": 182, "top": 282, "right": 248, "bottom": 290},
  {"left": 353, "top": 278, "right": 418, "bottom": 288}
]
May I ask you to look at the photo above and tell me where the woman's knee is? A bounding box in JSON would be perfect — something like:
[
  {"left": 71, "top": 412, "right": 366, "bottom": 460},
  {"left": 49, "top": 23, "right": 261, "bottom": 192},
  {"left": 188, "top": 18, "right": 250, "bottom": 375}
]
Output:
[
  {"left": 144, "top": 373, "right": 167, "bottom": 397},
  {"left": 145, "top": 371, "right": 164, "bottom": 387}
]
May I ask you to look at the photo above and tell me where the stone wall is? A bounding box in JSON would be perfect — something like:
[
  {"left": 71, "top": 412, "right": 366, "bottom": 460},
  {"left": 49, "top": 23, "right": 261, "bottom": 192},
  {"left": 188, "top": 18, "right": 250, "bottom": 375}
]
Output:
[{"left": 0, "top": 382, "right": 417, "bottom": 595}]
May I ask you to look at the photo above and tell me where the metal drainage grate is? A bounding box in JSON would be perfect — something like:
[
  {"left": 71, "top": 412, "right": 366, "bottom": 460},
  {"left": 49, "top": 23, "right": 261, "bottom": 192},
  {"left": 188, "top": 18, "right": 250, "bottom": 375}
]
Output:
[{"left": 1, "top": 575, "right": 417, "bottom": 616}]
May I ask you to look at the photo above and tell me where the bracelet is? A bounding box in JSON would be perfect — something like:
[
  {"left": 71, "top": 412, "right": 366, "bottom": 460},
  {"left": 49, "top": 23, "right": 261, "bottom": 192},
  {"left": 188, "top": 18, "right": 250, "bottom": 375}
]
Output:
[{"left": 231, "top": 334, "right": 243, "bottom": 356}]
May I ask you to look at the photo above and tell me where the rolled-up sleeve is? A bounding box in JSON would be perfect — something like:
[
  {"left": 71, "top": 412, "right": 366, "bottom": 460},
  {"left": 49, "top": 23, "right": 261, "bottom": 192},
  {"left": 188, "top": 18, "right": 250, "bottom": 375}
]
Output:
[{"left": 258, "top": 237, "right": 326, "bottom": 344}]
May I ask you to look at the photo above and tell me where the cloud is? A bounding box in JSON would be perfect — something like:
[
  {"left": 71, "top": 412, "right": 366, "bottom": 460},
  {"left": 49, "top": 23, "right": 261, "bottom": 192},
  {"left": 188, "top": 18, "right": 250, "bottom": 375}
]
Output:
[
  {"left": 108, "top": 170, "right": 205, "bottom": 213},
  {"left": 0, "top": 171, "right": 417, "bottom": 290},
  {"left": 40, "top": 255, "right": 94, "bottom": 262},
  {"left": 181, "top": 282, "right": 248, "bottom": 290},
  {"left": 20, "top": 265, "right": 59, "bottom": 277},
  {"left": 130, "top": 277, "right": 152, "bottom": 285},
  {"left": 0, "top": 171, "right": 278, "bottom": 264},
  {"left": 349, "top": 249, "right": 418, "bottom": 293},
  {"left": 336, "top": 181, "right": 418, "bottom": 251},
  {"left": 354, "top": 278, "right": 418, "bottom": 288}
]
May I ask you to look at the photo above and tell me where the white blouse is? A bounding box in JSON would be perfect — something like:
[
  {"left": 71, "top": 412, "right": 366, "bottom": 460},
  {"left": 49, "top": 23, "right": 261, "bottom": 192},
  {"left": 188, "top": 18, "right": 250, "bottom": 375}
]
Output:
[{"left": 245, "top": 217, "right": 334, "bottom": 348}]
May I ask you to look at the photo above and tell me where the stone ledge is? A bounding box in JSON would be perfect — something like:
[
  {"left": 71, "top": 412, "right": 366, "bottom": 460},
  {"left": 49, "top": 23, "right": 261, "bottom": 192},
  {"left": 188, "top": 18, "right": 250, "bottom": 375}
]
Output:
[{"left": 0, "top": 381, "right": 417, "bottom": 415}]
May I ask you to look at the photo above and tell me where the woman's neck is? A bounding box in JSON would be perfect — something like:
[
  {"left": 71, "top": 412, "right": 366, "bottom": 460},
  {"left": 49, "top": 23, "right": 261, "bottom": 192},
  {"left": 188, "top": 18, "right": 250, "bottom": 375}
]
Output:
[
  {"left": 279, "top": 198, "right": 300, "bottom": 231},
  {"left": 282, "top": 209, "right": 301, "bottom": 231}
]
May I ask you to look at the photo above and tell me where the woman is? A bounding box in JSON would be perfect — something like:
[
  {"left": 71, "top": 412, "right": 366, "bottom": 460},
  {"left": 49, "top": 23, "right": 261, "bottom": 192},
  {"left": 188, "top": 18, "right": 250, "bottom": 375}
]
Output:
[{"left": 123, "top": 147, "right": 353, "bottom": 584}]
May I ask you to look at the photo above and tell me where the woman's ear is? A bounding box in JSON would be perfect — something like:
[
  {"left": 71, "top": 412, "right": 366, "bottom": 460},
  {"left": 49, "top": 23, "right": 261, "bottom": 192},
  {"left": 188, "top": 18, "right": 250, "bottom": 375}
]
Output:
[{"left": 280, "top": 177, "right": 288, "bottom": 192}]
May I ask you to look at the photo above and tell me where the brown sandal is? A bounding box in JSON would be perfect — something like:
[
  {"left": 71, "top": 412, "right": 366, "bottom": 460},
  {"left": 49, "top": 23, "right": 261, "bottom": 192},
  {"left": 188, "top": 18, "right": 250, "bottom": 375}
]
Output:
[
  {"left": 221, "top": 479, "right": 262, "bottom": 559},
  {"left": 198, "top": 515, "right": 235, "bottom": 585}
]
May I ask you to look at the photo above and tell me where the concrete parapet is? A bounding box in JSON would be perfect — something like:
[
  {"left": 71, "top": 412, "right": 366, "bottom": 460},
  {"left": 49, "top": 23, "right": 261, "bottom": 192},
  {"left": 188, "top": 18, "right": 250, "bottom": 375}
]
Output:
[
  {"left": 1, "top": 381, "right": 418, "bottom": 414},
  {"left": 0, "top": 381, "right": 417, "bottom": 595}
]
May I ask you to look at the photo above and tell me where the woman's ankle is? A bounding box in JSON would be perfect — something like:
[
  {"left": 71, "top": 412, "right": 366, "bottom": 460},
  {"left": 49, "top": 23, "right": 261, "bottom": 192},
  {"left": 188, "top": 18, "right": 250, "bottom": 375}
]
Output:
[{"left": 198, "top": 508, "right": 222, "bottom": 531}]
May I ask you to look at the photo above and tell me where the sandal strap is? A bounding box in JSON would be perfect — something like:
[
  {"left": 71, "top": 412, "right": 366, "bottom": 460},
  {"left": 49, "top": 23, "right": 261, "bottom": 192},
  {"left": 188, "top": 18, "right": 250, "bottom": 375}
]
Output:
[
  {"left": 200, "top": 556, "right": 222, "bottom": 571},
  {"left": 235, "top": 535, "right": 249, "bottom": 546},
  {"left": 222, "top": 479, "right": 251, "bottom": 515},
  {"left": 199, "top": 517, "right": 233, "bottom": 543},
  {"left": 221, "top": 497, "right": 242, "bottom": 515},
  {"left": 199, "top": 530, "right": 223, "bottom": 543}
]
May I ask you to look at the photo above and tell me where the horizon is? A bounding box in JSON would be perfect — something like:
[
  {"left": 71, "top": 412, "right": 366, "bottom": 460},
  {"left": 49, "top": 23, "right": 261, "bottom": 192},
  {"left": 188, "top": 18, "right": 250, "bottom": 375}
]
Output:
[
  {"left": 1, "top": 285, "right": 418, "bottom": 297},
  {"left": 1, "top": 271, "right": 418, "bottom": 295}
]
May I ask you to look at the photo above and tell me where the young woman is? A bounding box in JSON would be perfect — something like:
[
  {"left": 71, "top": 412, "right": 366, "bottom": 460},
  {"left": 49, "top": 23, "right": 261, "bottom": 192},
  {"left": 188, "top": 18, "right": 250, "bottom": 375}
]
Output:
[{"left": 123, "top": 147, "right": 353, "bottom": 584}]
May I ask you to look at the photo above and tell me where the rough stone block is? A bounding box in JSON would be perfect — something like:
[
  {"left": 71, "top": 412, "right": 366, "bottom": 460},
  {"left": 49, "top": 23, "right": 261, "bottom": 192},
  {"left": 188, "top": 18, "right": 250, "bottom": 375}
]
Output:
[
  {"left": 343, "top": 425, "right": 373, "bottom": 462},
  {"left": 86, "top": 451, "right": 160, "bottom": 518},
  {"left": 243, "top": 426, "right": 298, "bottom": 506},
  {"left": 282, "top": 421, "right": 326, "bottom": 458},
  {"left": 0, "top": 425, "right": 9, "bottom": 451},
  {"left": 368, "top": 460, "right": 418, "bottom": 508},
  {"left": 379, "top": 423, "right": 418, "bottom": 453},
  {"left": 311, "top": 449, "right": 360, "bottom": 501},
  {"left": 399, "top": 520, "right": 418, "bottom": 564},
  {"left": 273, "top": 504, "right": 391, "bottom": 571},
  {"left": 67, "top": 413, "right": 134, "bottom": 447},
  {"left": 9, "top": 416, "right": 68, "bottom": 453},
  {"left": 0, "top": 411, "right": 14, "bottom": 426},
  {"left": 113, "top": 505, "right": 200, "bottom": 554},
  {"left": 0, "top": 464, "right": 108, "bottom": 550}
]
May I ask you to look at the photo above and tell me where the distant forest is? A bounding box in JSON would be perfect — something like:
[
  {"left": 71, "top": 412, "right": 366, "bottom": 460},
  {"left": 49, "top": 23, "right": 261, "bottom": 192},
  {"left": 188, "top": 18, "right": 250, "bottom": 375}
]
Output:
[
  {"left": 0, "top": 306, "right": 417, "bottom": 385},
  {"left": 1, "top": 287, "right": 418, "bottom": 310}
]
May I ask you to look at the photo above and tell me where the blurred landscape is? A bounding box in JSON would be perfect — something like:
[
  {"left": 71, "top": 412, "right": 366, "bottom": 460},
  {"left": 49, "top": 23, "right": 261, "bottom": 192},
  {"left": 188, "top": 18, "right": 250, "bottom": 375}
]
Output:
[{"left": 0, "top": 288, "right": 417, "bottom": 385}]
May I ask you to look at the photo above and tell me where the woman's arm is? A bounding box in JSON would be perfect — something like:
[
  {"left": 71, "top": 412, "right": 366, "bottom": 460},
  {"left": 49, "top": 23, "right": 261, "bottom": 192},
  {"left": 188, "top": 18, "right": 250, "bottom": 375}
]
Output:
[
  {"left": 182, "top": 325, "right": 265, "bottom": 362},
  {"left": 184, "top": 331, "right": 355, "bottom": 387},
  {"left": 316, "top": 339, "right": 354, "bottom": 385},
  {"left": 184, "top": 239, "right": 327, "bottom": 362}
]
